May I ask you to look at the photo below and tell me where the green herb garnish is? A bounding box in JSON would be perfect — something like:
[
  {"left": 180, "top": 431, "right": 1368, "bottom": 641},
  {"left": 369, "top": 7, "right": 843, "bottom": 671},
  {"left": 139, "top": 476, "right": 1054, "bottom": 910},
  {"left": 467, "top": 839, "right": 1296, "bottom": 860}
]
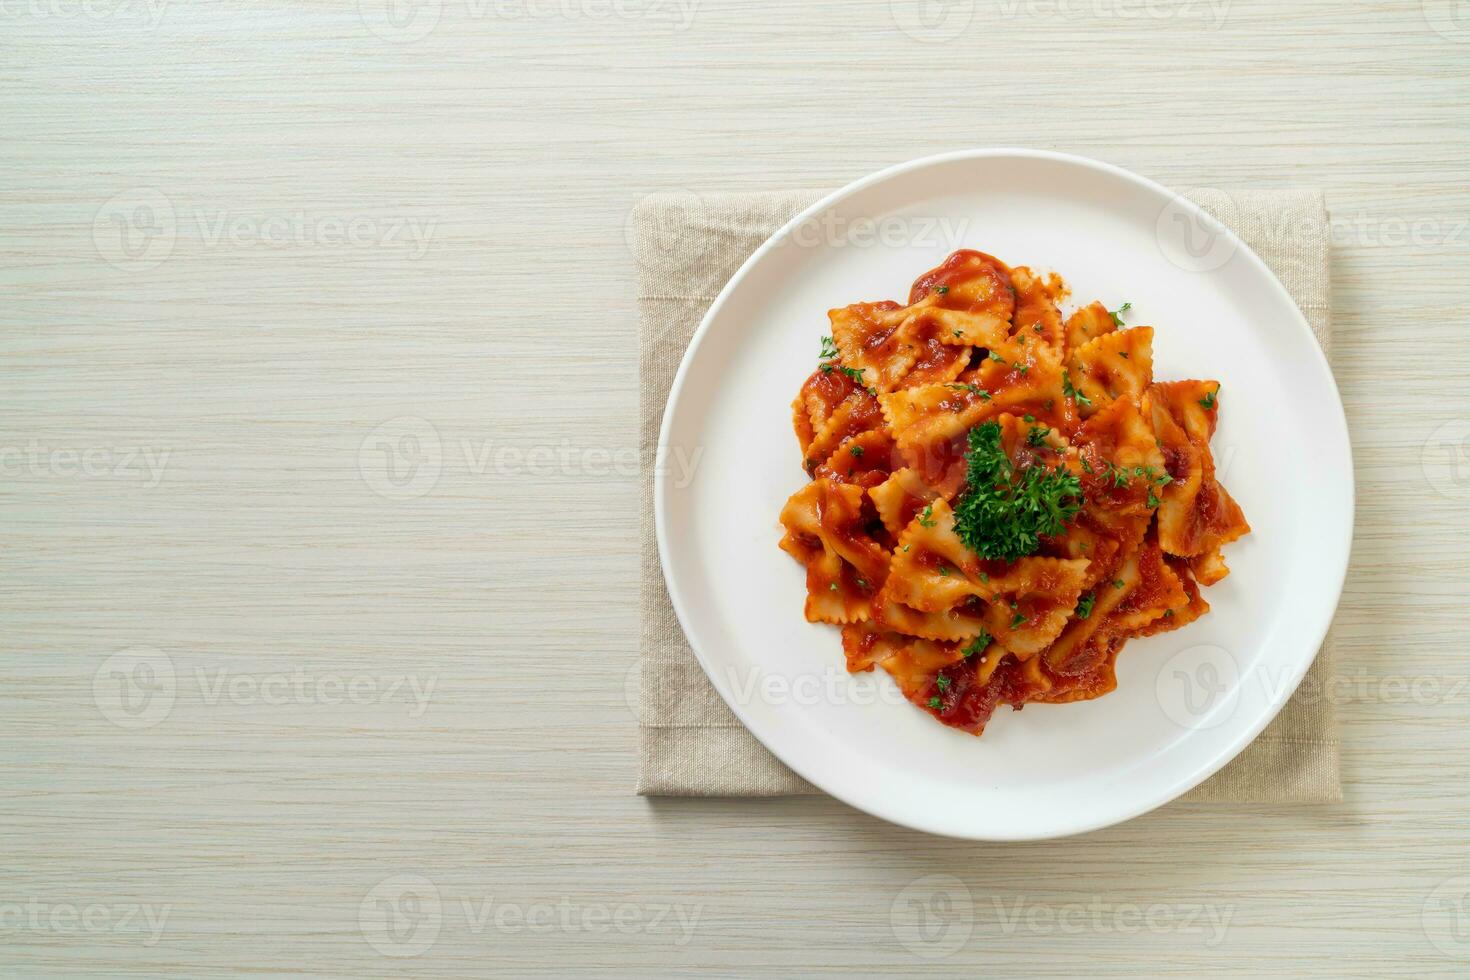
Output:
[
  {"left": 1062, "top": 371, "right": 1093, "bottom": 407},
  {"left": 849, "top": 444, "right": 864, "bottom": 458},
  {"left": 962, "top": 631, "right": 992, "bottom": 658},
  {"left": 1109, "top": 302, "right": 1132, "bottom": 328},
  {"left": 946, "top": 383, "right": 991, "bottom": 400},
  {"left": 1199, "top": 386, "right": 1218, "bottom": 410},
  {"left": 927, "top": 696, "right": 942, "bottom": 709},
  {"left": 952, "top": 421, "right": 1083, "bottom": 561},
  {"left": 1075, "top": 592, "right": 1096, "bottom": 619},
  {"left": 838, "top": 365, "right": 874, "bottom": 395}
]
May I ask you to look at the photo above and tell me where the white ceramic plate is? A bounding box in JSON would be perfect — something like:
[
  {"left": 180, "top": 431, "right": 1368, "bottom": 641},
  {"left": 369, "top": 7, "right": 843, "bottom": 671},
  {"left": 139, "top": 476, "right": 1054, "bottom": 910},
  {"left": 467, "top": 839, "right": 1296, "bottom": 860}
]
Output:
[{"left": 655, "top": 149, "right": 1352, "bottom": 840}]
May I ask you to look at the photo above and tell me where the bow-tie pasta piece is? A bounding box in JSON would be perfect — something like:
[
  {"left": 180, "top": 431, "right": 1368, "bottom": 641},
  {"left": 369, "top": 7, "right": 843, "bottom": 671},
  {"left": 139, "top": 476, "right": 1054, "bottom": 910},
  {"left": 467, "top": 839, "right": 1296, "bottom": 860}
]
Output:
[
  {"left": 778, "top": 479, "right": 890, "bottom": 624},
  {"left": 868, "top": 467, "right": 942, "bottom": 538},
  {"left": 1066, "top": 326, "right": 1155, "bottom": 418},
  {"left": 1064, "top": 300, "right": 1119, "bottom": 354},
  {"left": 1145, "top": 380, "right": 1250, "bottom": 559},
  {"left": 1008, "top": 266, "right": 1066, "bottom": 352}
]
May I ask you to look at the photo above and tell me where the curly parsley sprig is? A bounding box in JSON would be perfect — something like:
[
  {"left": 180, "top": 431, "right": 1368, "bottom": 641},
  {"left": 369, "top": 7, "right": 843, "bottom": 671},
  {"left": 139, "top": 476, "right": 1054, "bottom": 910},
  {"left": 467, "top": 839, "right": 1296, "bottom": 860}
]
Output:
[{"left": 952, "top": 421, "right": 1083, "bottom": 562}]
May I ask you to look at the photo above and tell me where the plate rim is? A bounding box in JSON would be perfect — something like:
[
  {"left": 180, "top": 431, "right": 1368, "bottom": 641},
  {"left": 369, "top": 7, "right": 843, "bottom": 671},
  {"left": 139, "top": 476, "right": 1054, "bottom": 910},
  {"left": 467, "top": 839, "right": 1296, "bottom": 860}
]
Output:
[{"left": 653, "top": 147, "right": 1354, "bottom": 840}]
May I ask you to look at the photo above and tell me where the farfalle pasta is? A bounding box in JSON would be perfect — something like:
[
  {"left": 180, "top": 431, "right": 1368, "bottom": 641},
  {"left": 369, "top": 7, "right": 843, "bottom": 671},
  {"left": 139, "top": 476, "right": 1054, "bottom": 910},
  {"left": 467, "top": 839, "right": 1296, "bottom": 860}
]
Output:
[{"left": 778, "top": 249, "right": 1251, "bottom": 736}]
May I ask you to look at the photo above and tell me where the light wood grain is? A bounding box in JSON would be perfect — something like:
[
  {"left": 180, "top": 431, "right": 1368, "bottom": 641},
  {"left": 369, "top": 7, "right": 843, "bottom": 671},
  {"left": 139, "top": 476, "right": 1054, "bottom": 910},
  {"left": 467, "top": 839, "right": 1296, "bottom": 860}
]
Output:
[{"left": 2, "top": 1, "right": 1468, "bottom": 976}]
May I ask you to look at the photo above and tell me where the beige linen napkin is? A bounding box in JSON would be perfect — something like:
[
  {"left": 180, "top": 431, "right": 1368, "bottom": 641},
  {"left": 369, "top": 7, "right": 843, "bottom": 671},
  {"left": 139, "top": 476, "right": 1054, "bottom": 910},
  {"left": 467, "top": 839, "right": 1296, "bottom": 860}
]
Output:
[{"left": 635, "top": 187, "right": 1339, "bottom": 803}]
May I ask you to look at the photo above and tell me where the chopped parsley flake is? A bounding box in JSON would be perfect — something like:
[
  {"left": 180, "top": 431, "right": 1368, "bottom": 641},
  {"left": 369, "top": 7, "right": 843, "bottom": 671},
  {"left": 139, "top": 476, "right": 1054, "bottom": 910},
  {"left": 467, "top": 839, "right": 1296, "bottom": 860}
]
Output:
[
  {"left": 917, "top": 504, "right": 936, "bottom": 528},
  {"left": 849, "top": 444, "right": 865, "bottom": 458},
  {"left": 1199, "top": 386, "right": 1219, "bottom": 410},
  {"left": 838, "top": 365, "right": 876, "bottom": 395},
  {"left": 1062, "top": 371, "right": 1093, "bottom": 407},
  {"left": 1109, "top": 302, "right": 1132, "bottom": 328},
  {"left": 962, "top": 631, "right": 992, "bottom": 657},
  {"left": 1075, "top": 592, "right": 1096, "bottom": 619},
  {"left": 927, "top": 695, "right": 942, "bottom": 709},
  {"left": 936, "top": 675, "right": 952, "bottom": 692},
  {"left": 946, "top": 383, "right": 991, "bottom": 400},
  {"left": 935, "top": 285, "right": 949, "bottom": 295}
]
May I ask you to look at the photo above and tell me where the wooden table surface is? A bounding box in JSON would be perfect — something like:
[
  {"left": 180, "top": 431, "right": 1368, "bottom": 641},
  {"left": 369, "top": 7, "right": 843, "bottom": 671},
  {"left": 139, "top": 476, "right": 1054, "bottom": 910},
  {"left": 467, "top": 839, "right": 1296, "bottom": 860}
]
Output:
[{"left": 3, "top": 1, "right": 1468, "bottom": 976}]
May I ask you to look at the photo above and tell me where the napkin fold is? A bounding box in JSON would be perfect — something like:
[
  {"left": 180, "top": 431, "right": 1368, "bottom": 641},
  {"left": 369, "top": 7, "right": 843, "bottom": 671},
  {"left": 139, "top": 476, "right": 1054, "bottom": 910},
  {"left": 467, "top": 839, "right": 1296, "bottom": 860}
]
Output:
[{"left": 634, "top": 186, "right": 1339, "bottom": 804}]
